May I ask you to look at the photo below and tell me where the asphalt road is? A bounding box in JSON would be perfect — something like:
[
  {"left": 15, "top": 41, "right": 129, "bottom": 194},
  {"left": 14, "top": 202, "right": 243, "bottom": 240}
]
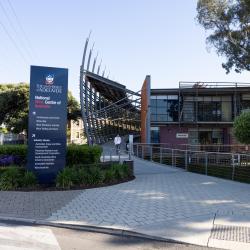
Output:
[{"left": 0, "top": 221, "right": 220, "bottom": 250}]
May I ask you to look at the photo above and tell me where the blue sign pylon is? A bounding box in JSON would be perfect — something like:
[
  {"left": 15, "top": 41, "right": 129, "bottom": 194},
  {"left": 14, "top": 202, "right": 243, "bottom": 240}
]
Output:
[{"left": 27, "top": 65, "right": 68, "bottom": 184}]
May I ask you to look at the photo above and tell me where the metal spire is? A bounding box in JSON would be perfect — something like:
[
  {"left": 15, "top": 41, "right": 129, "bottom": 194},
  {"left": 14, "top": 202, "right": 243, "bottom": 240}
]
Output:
[
  {"left": 97, "top": 59, "right": 102, "bottom": 75},
  {"left": 92, "top": 52, "right": 98, "bottom": 73}
]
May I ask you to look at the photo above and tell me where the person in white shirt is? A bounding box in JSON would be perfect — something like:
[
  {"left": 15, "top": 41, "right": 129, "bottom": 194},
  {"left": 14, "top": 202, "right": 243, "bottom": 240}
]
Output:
[{"left": 114, "top": 134, "right": 122, "bottom": 154}]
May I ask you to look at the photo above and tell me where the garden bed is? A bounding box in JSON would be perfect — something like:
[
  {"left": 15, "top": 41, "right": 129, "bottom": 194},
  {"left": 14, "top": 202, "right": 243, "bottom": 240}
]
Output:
[
  {"left": 0, "top": 162, "right": 134, "bottom": 191},
  {"left": 0, "top": 144, "right": 135, "bottom": 191}
]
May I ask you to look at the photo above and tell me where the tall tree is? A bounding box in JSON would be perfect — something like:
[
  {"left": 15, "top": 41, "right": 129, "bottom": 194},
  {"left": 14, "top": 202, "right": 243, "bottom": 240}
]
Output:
[
  {"left": 0, "top": 83, "right": 81, "bottom": 133},
  {"left": 197, "top": 0, "right": 250, "bottom": 73},
  {"left": 0, "top": 83, "right": 29, "bottom": 133},
  {"left": 233, "top": 111, "right": 250, "bottom": 144},
  {"left": 67, "top": 91, "right": 81, "bottom": 121}
]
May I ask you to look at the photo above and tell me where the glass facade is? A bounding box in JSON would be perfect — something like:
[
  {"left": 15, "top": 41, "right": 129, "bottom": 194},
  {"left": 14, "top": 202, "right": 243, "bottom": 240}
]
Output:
[
  {"left": 188, "top": 128, "right": 223, "bottom": 145},
  {"left": 150, "top": 95, "right": 179, "bottom": 122},
  {"left": 150, "top": 127, "right": 160, "bottom": 143},
  {"left": 241, "top": 94, "right": 250, "bottom": 112},
  {"left": 197, "top": 101, "right": 222, "bottom": 121},
  {"left": 182, "top": 96, "right": 232, "bottom": 122},
  {"left": 150, "top": 83, "right": 250, "bottom": 146}
]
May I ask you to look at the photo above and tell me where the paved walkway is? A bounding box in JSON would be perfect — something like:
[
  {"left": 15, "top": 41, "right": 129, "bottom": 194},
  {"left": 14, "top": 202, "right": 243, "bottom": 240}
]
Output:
[{"left": 0, "top": 157, "right": 249, "bottom": 249}]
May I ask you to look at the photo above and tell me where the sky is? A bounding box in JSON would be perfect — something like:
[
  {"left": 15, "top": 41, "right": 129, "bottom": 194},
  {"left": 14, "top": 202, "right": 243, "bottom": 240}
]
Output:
[{"left": 0, "top": 0, "right": 249, "bottom": 100}]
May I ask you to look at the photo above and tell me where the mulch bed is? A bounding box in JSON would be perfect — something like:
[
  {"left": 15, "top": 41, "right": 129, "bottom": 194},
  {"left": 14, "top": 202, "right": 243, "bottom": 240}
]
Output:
[{"left": 7, "top": 175, "right": 136, "bottom": 192}]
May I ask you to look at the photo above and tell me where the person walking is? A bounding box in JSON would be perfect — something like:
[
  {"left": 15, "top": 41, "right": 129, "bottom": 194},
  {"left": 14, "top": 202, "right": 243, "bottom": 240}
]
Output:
[{"left": 114, "top": 134, "right": 122, "bottom": 154}]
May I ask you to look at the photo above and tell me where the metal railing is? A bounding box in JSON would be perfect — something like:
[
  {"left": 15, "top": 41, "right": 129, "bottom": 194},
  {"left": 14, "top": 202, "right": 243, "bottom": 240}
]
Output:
[
  {"left": 133, "top": 143, "right": 250, "bottom": 153},
  {"left": 133, "top": 143, "right": 250, "bottom": 183},
  {"left": 101, "top": 146, "right": 132, "bottom": 163}
]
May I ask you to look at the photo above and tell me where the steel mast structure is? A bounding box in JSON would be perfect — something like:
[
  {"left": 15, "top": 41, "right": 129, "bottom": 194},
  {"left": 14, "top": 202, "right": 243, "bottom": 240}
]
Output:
[{"left": 80, "top": 37, "right": 141, "bottom": 145}]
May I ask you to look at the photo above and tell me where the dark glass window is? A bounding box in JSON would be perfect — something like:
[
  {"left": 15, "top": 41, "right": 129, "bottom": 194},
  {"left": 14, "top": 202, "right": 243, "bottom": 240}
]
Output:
[
  {"left": 150, "top": 95, "right": 179, "bottom": 122},
  {"left": 151, "top": 127, "right": 159, "bottom": 143},
  {"left": 197, "top": 101, "right": 222, "bottom": 121}
]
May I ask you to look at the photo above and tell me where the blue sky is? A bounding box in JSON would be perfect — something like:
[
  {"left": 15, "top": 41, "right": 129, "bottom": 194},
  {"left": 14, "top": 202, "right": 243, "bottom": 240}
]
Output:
[{"left": 0, "top": 0, "right": 249, "bottom": 99}]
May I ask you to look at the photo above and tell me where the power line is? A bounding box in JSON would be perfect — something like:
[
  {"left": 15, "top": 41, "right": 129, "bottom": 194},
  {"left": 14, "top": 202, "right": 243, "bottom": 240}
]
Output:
[
  {"left": 0, "top": 19, "right": 28, "bottom": 65},
  {"left": 0, "top": 0, "right": 33, "bottom": 62},
  {"left": 6, "top": 0, "right": 39, "bottom": 60}
]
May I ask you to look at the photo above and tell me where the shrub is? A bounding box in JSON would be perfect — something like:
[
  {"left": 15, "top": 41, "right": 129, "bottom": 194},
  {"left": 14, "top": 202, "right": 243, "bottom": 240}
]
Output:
[
  {"left": 0, "top": 167, "right": 21, "bottom": 190},
  {"left": 88, "top": 146, "right": 103, "bottom": 163},
  {"left": 56, "top": 168, "right": 74, "bottom": 189},
  {"left": 66, "top": 145, "right": 102, "bottom": 165},
  {"left": 86, "top": 166, "right": 104, "bottom": 185},
  {"left": 0, "top": 144, "right": 103, "bottom": 167},
  {"left": 110, "top": 164, "right": 124, "bottom": 179},
  {"left": 104, "top": 168, "right": 116, "bottom": 183},
  {"left": 0, "top": 145, "right": 27, "bottom": 166},
  {"left": 69, "top": 167, "right": 86, "bottom": 186},
  {"left": 109, "top": 163, "right": 132, "bottom": 180},
  {"left": 22, "top": 171, "right": 37, "bottom": 188},
  {"left": 121, "top": 164, "right": 131, "bottom": 177},
  {"left": 233, "top": 111, "right": 250, "bottom": 144}
]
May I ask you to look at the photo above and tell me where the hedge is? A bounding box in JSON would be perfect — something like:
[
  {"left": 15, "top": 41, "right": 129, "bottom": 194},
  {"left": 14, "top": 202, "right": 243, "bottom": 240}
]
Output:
[
  {"left": 66, "top": 145, "right": 102, "bottom": 165},
  {"left": 0, "top": 144, "right": 102, "bottom": 166}
]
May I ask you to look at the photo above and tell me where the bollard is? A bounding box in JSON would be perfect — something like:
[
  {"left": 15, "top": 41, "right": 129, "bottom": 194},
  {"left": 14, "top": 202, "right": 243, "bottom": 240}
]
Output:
[
  {"left": 232, "top": 153, "right": 235, "bottom": 180},
  {"left": 160, "top": 147, "right": 163, "bottom": 164},
  {"left": 172, "top": 149, "right": 174, "bottom": 166},
  {"left": 185, "top": 150, "right": 188, "bottom": 170},
  {"left": 205, "top": 152, "right": 208, "bottom": 175}
]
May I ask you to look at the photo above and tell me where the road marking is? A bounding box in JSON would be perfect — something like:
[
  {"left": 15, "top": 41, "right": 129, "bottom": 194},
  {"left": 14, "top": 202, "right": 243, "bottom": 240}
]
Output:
[{"left": 0, "top": 223, "right": 60, "bottom": 250}]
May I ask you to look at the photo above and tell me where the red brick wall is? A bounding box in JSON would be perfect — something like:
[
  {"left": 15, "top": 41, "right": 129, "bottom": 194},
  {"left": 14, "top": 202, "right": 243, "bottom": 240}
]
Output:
[{"left": 160, "top": 126, "right": 188, "bottom": 146}]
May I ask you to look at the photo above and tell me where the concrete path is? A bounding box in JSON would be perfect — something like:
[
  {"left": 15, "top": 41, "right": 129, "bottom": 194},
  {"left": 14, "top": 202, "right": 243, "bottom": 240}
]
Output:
[
  {"left": 0, "top": 157, "right": 249, "bottom": 249},
  {"left": 47, "top": 158, "right": 250, "bottom": 249}
]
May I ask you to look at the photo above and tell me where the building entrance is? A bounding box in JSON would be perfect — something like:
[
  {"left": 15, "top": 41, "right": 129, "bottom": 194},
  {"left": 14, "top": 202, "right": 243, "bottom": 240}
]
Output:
[{"left": 199, "top": 131, "right": 212, "bottom": 145}]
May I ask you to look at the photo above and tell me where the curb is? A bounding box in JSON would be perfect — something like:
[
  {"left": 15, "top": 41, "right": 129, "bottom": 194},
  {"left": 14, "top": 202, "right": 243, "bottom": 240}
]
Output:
[{"left": 0, "top": 216, "right": 190, "bottom": 246}]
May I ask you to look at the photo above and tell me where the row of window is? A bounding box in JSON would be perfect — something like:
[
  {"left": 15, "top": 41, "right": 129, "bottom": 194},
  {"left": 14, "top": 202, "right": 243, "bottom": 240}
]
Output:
[{"left": 150, "top": 96, "right": 250, "bottom": 122}]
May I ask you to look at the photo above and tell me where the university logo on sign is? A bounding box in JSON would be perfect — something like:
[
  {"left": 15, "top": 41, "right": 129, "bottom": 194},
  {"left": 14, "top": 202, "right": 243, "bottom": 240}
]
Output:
[{"left": 45, "top": 74, "right": 54, "bottom": 85}]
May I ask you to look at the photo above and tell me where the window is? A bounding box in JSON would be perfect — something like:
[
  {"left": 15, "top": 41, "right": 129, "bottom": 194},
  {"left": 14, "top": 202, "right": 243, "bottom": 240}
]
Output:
[
  {"left": 150, "top": 95, "right": 179, "bottom": 122},
  {"left": 197, "top": 101, "right": 221, "bottom": 121},
  {"left": 76, "top": 132, "right": 80, "bottom": 139},
  {"left": 151, "top": 127, "right": 159, "bottom": 143}
]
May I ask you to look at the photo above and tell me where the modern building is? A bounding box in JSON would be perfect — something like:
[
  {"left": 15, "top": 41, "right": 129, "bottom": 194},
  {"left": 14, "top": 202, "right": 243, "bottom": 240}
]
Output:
[
  {"left": 79, "top": 39, "right": 250, "bottom": 147},
  {"left": 149, "top": 82, "right": 250, "bottom": 146}
]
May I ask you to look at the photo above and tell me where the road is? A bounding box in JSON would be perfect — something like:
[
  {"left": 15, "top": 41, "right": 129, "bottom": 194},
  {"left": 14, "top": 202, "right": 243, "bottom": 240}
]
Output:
[{"left": 0, "top": 221, "right": 220, "bottom": 250}]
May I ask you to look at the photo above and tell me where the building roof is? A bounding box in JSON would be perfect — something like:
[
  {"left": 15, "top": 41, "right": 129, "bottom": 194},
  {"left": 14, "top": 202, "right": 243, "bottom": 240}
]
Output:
[{"left": 85, "top": 71, "right": 140, "bottom": 112}]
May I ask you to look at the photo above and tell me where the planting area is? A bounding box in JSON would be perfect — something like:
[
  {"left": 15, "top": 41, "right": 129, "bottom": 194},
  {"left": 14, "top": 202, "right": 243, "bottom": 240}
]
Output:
[{"left": 0, "top": 145, "right": 134, "bottom": 191}]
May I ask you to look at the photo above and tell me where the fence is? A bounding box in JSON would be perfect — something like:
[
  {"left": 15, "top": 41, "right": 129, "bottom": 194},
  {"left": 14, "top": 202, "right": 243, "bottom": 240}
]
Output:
[
  {"left": 0, "top": 133, "right": 26, "bottom": 145},
  {"left": 135, "top": 143, "right": 250, "bottom": 153},
  {"left": 101, "top": 146, "right": 132, "bottom": 163},
  {"left": 133, "top": 143, "right": 250, "bottom": 184}
]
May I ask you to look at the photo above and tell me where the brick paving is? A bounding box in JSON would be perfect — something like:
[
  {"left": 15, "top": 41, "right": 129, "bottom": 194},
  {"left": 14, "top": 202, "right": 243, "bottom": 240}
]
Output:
[
  {"left": 0, "top": 190, "right": 81, "bottom": 219},
  {"left": 0, "top": 157, "right": 249, "bottom": 249},
  {"left": 48, "top": 159, "right": 250, "bottom": 227}
]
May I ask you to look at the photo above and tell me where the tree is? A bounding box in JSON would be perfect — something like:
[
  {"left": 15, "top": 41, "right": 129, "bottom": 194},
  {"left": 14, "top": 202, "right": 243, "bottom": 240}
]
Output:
[
  {"left": 233, "top": 111, "right": 250, "bottom": 144},
  {"left": 0, "top": 83, "right": 29, "bottom": 134},
  {"left": 67, "top": 91, "right": 81, "bottom": 121},
  {"left": 0, "top": 83, "right": 81, "bottom": 133},
  {"left": 197, "top": 0, "right": 250, "bottom": 73}
]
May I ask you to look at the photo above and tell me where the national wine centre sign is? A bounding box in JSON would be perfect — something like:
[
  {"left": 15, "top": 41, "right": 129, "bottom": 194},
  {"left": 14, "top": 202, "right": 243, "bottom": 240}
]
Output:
[{"left": 27, "top": 65, "right": 68, "bottom": 183}]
